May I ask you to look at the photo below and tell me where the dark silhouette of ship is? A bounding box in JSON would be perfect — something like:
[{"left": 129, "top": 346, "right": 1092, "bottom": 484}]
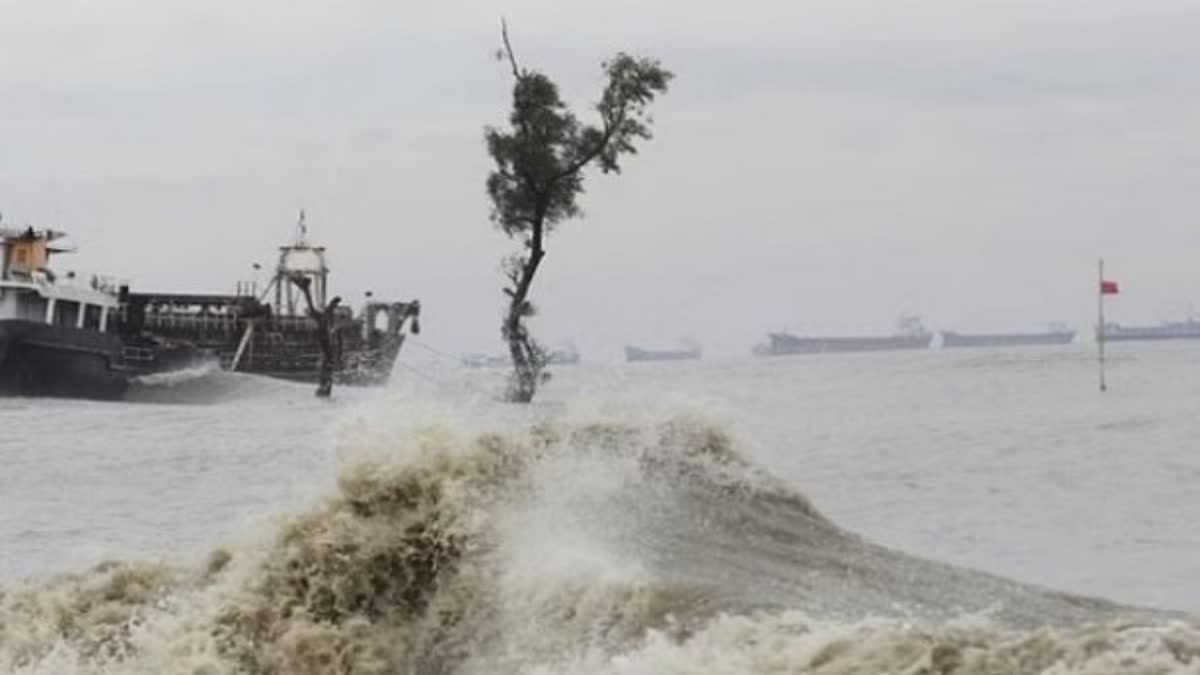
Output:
[
  {"left": 941, "top": 324, "right": 1075, "bottom": 348},
  {"left": 1099, "top": 318, "right": 1200, "bottom": 342},
  {"left": 624, "top": 340, "right": 702, "bottom": 362},
  {"left": 755, "top": 316, "right": 933, "bottom": 356},
  {"left": 462, "top": 343, "right": 580, "bottom": 368}
]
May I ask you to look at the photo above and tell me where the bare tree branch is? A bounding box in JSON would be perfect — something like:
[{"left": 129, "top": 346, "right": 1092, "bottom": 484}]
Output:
[{"left": 500, "top": 17, "right": 521, "bottom": 79}]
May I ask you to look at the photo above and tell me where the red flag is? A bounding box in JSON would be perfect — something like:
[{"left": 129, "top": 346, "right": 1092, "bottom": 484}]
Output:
[{"left": 1100, "top": 280, "right": 1120, "bottom": 295}]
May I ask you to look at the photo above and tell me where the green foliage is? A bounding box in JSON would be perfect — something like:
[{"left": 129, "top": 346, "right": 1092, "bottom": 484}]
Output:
[
  {"left": 485, "top": 53, "right": 673, "bottom": 242},
  {"left": 484, "top": 28, "right": 671, "bottom": 402}
]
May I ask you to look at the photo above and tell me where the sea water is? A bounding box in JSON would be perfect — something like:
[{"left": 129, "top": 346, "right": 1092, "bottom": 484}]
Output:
[{"left": 1, "top": 341, "right": 1198, "bottom": 673}]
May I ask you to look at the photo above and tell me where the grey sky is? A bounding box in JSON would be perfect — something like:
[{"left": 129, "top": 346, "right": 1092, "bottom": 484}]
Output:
[{"left": 3, "top": 0, "right": 1199, "bottom": 358}]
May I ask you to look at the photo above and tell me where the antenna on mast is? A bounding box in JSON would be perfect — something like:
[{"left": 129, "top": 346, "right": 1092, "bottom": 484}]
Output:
[{"left": 297, "top": 209, "right": 308, "bottom": 244}]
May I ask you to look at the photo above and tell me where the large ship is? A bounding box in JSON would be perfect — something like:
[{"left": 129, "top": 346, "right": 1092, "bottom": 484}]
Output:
[
  {"left": 0, "top": 226, "right": 142, "bottom": 399},
  {"left": 0, "top": 215, "right": 420, "bottom": 399},
  {"left": 624, "top": 340, "right": 702, "bottom": 362},
  {"left": 118, "top": 215, "right": 420, "bottom": 386},
  {"left": 755, "top": 316, "right": 933, "bottom": 356},
  {"left": 1099, "top": 319, "right": 1200, "bottom": 342},
  {"left": 940, "top": 324, "right": 1076, "bottom": 348}
]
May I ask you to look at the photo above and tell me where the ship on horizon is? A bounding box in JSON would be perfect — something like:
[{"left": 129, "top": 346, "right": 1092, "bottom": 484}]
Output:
[
  {"left": 941, "top": 323, "right": 1076, "bottom": 349},
  {"left": 625, "top": 339, "right": 702, "bottom": 363},
  {"left": 462, "top": 343, "right": 580, "bottom": 368},
  {"left": 755, "top": 316, "right": 933, "bottom": 356},
  {"left": 1099, "top": 317, "right": 1200, "bottom": 342}
]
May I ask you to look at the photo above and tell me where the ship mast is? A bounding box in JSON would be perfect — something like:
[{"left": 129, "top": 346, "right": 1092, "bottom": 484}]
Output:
[{"left": 273, "top": 209, "right": 329, "bottom": 317}]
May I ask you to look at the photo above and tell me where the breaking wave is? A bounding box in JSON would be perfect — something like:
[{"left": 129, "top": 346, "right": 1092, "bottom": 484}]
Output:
[
  {"left": 1, "top": 410, "right": 1194, "bottom": 674},
  {"left": 125, "top": 367, "right": 324, "bottom": 405}
]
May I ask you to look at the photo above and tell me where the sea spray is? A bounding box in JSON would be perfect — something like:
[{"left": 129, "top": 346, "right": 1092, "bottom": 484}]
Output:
[
  {"left": 0, "top": 561, "right": 180, "bottom": 668},
  {"left": 0, "top": 413, "right": 1191, "bottom": 674},
  {"left": 128, "top": 363, "right": 222, "bottom": 390},
  {"left": 529, "top": 611, "right": 1200, "bottom": 675}
]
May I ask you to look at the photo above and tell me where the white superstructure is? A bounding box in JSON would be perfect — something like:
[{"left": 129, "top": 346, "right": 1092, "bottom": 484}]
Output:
[{"left": 0, "top": 227, "right": 121, "bottom": 333}]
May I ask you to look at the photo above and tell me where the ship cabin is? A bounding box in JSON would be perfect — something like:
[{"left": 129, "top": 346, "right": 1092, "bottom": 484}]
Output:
[{"left": 0, "top": 227, "right": 122, "bottom": 334}]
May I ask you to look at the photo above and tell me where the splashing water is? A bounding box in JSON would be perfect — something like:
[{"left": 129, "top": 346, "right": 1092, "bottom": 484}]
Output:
[{"left": 2, "top": 402, "right": 1194, "bottom": 675}]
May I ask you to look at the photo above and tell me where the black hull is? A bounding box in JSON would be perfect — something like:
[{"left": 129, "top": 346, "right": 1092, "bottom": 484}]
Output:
[
  {"left": 462, "top": 351, "right": 580, "bottom": 368},
  {"left": 941, "top": 331, "right": 1076, "bottom": 348},
  {"left": 625, "top": 346, "right": 702, "bottom": 362},
  {"left": 184, "top": 336, "right": 405, "bottom": 387},
  {"left": 233, "top": 346, "right": 404, "bottom": 387},
  {"left": 1103, "top": 334, "right": 1200, "bottom": 342},
  {"left": 121, "top": 311, "right": 407, "bottom": 387},
  {"left": 759, "top": 332, "right": 934, "bottom": 356},
  {"left": 0, "top": 320, "right": 128, "bottom": 400},
  {"left": 1100, "top": 329, "right": 1200, "bottom": 342}
]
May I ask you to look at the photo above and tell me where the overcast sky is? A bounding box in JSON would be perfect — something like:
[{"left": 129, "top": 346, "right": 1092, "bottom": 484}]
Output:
[{"left": 3, "top": 0, "right": 1199, "bottom": 358}]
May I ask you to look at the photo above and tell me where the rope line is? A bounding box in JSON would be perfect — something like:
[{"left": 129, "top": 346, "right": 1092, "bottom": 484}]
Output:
[{"left": 411, "top": 340, "right": 461, "bottom": 361}]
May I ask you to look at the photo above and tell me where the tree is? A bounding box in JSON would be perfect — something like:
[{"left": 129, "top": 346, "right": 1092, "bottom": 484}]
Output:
[
  {"left": 289, "top": 274, "right": 341, "bottom": 397},
  {"left": 485, "top": 20, "right": 673, "bottom": 402}
]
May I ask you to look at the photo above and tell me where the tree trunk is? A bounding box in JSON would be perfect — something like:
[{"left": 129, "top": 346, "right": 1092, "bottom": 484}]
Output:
[
  {"left": 503, "top": 309, "right": 538, "bottom": 402},
  {"left": 502, "top": 234, "right": 546, "bottom": 403},
  {"left": 288, "top": 275, "right": 339, "bottom": 398},
  {"left": 313, "top": 312, "right": 335, "bottom": 398}
]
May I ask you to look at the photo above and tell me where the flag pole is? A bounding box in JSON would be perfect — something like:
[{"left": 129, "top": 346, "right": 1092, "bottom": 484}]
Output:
[{"left": 1098, "top": 258, "right": 1107, "bottom": 392}]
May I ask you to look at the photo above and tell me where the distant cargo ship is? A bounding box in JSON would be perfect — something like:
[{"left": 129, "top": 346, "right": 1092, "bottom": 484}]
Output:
[
  {"left": 755, "top": 316, "right": 933, "bottom": 356},
  {"left": 1100, "top": 319, "right": 1200, "bottom": 342},
  {"left": 941, "top": 326, "right": 1075, "bottom": 348},
  {"left": 462, "top": 345, "right": 580, "bottom": 368},
  {"left": 624, "top": 341, "right": 702, "bottom": 362}
]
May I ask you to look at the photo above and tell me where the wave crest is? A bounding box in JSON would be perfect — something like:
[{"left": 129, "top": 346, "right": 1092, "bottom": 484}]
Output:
[
  {"left": 0, "top": 413, "right": 1187, "bottom": 674},
  {"left": 532, "top": 611, "right": 1200, "bottom": 675}
]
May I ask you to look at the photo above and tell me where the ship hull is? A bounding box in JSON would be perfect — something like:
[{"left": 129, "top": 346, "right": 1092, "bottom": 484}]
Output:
[
  {"left": 462, "top": 350, "right": 580, "bottom": 368},
  {"left": 625, "top": 346, "right": 702, "bottom": 362},
  {"left": 760, "top": 332, "right": 933, "bottom": 356},
  {"left": 1100, "top": 325, "right": 1200, "bottom": 342},
  {"left": 120, "top": 293, "right": 414, "bottom": 387},
  {"left": 941, "top": 331, "right": 1076, "bottom": 348},
  {"left": 0, "top": 320, "right": 129, "bottom": 399},
  {"left": 147, "top": 324, "right": 405, "bottom": 387},
  {"left": 227, "top": 338, "right": 406, "bottom": 386}
]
